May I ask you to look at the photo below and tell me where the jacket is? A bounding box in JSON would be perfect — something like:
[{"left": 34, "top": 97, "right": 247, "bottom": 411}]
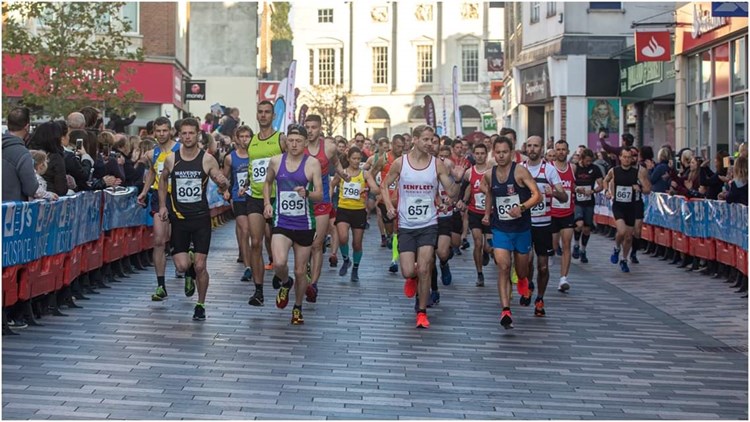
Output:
[{"left": 2, "top": 133, "right": 39, "bottom": 202}]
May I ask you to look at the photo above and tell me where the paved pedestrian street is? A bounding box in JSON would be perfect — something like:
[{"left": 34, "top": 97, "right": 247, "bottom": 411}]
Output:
[{"left": 3, "top": 219, "right": 747, "bottom": 420}]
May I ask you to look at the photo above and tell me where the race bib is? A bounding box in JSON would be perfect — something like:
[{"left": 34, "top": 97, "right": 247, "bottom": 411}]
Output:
[
  {"left": 473, "top": 192, "right": 486, "bottom": 211},
  {"left": 175, "top": 178, "right": 202, "bottom": 203},
  {"left": 552, "top": 189, "right": 571, "bottom": 209},
  {"left": 576, "top": 188, "right": 592, "bottom": 202},
  {"left": 342, "top": 181, "right": 361, "bottom": 200},
  {"left": 251, "top": 158, "right": 271, "bottom": 183},
  {"left": 495, "top": 194, "right": 521, "bottom": 221},
  {"left": 615, "top": 186, "right": 633, "bottom": 203},
  {"left": 530, "top": 200, "right": 546, "bottom": 217},
  {"left": 157, "top": 161, "right": 165, "bottom": 175},
  {"left": 375, "top": 173, "right": 382, "bottom": 185},
  {"left": 405, "top": 196, "right": 434, "bottom": 223},
  {"left": 279, "top": 190, "right": 306, "bottom": 216},
  {"left": 236, "top": 171, "right": 248, "bottom": 190}
]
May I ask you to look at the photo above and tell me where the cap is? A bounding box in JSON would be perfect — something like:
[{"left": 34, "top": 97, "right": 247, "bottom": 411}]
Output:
[{"left": 287, "top": 124, "right": 308, "bottom": 138}]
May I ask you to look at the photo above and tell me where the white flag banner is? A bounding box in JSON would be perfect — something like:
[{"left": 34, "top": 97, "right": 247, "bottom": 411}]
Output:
[
  {"left": 284, "top": 60, "right": 297, "bottom": 128},
  {"left": 452, "top": 66, "right": 462, "bottom": 137}
]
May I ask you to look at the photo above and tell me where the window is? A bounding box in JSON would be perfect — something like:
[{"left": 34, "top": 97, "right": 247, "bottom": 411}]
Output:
[
  {"left": 372, "top": 46, "right": 388, "bottom": 85},
  {"left": 309, "top": 49, "right": 315, "bottom": 85},
  {"left": 121, "top": 2, "right": 139, "bottom": 33},
  {"left": 318, "top": 8, "right": 333, "bottom": 23},
  {"left": 732, "top": 37, "right": 747, "bottom": 92},
  {"left": 701, "top": 50, "right": 712, "bottom": 99},
  {"left": 530, "top": 2, "right": 540, "bottom": 23},
  {"left": 461, "top": 44, "right": 479, "bottom": 83},
  {"left": 416, "top": 45, "right": 433, "bottom": 84},
  {"left": 688, "top": 54, "right": 699, "bottom": 103},
  {"left": 589, "top": 2, "right": 622, "bottom": 9},
  {"left": 340, "top": 48, "right": 345, "bottom": 85},
  {"left": 547, "top": 2, "right": 557, "bottom": 17},
  {"left": 318, "top": 48, "right": 335, "bottom": 86}
]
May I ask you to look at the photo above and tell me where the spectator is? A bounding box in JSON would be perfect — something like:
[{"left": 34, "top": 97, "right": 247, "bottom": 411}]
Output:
[
  {"left": 721, "top": 156, "right": 748, "bottom": 205},
  {"left": 112, "top": 133, "right": 139, "bottom": 186},
  {"left": 2, "top": 106, "right": 39, "bottom": 202},
  {"left": 649, "top": 147, "right": 672, "bottom": 193},
  {"left": 701, "top": 151, "right": 729, "bottom": 200},
  {"left": 27, "top": 121, "right": 68, "bottom": 196},
  {"left": 68, "top": 129, "right": 95, "bottom": 186},
  {"left": 673, "top": 156, "right": 703, "bottom": 198},
  {"left": 593, "top": 151, "right": 612, "bottom": 178},
  {"left": 201, "top": 113, "right": 214, "bottom": 133},
  {"left": 56, "top": 120, "right": 93, "bottom": 192},
  {"left": 66, "top": 112, "right": 86, "bottom": 130},
  {"left": 599, "top": 132, "right": 634, "bottom": 166},
  {"left": 219, "top": 107, "right": 239, "bottom": 137},
  {"left": 106, "top": 111, "right": 137, "bottom": 133},
  {"left": 80, "top": 106, "right": 103, "bottom": 131},
  {"left": 29, "top": 150, "right": 59, "bottom": 201}
]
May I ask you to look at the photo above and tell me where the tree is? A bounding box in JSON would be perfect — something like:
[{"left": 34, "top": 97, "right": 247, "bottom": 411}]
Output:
[
  {"left": 2, "top": 2, "right": 144, "bottom": 119},
  {"left": 299, "top": 85, "right": 357, "bottom": 137},
  {"left": 271, "top": 2, "right": 292, "bottom": 41}
]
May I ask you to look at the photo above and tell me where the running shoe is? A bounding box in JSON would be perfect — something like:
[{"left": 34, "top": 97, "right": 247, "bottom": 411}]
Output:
[
  {"left": 558, "top": 277, "right": 570, "bottom": 293},
  {"left": 476, "top": 273, "right": 485, "bottom": 287},
  {"left": 339, "top": 258, "right": 351, "bottom": 277},
  {"left": 236, "top": 255, "right": 243, "bottom": 263},
  {"left": 500, "top": 309, "right": 513, "bottom": 329},
  {"left": 610, "top": 248, "right": 620, "bottom": 264},
  {"left": 386, "top": 236, "right": 393, "bottom": 250},
  {"left": 556, "top": 246, "right": 563, "bottom": 256},
  {"left": 264, "top": 262, "right": 273, "bottom": 271},
  {"left": 305, "top": 283, "right": 318, "bottom": 303},
  {"left": 416, "top": 312, "right": 430, "bottom": 329},
  {"left": 572, "top": 245, "right": 580, "bottom": 259},
  {"left": 241, "top": 268, "right": 253, "bottom": 282},
  {"left": 440, "top": 262, "right": 452, "bottom": 286},
  {"left": 461, "top": 238, "right": 470, "bottom": 250},
  {"left": 453, "top": 246, "right": 462, "bottom": 256},
  {"left": 276, "top": 277, "right": 294, "bottom": 309},
  {"left": 175, "top": 270, "right": 184, "bottom": 279},
  {"left": 388, "top": 261, "right": 399, "bottom": 273},
  {"left": 620, "top": 260, "right": 630, "bottom": 273},
  {"left": 350, "top": 266, "right": 359, "bottom": 282},
  {"left": 329, "top": 255, "right": 338, "bottom": 268},
  {"left": 192, "top": 303, "right": 206, "bottom": 321},
  {"left": 630, "top": 253, "right": 639, "bottom": 264},
  {"left": 516, "top": 277, "right": 529, "bottom": 297},
  {"left": 404, "top": 277, "right": 418, "bottom": 298},
  {"left": 248, "top": 289, "right": 264, "bottom": 306},
  {"left": 151, "top": 286, "right": 168, "bottom": 301},
  {"left": 534, "top": 298, "right": 546, "bottom": 317},
  {"left": 482, "top": 251, "right": 490, "bottom": 267},
  {"left": 380, "top": 235, "right": 387, "bottom": 247},
  {"left": 291, "top": 308, "right": 304, "bottom": 325},
  {"left": 184, "top": 268, "right": 195, "bottom": 297},
  {"left": 430, "top": 291, "right": 440, "bottom": 305},
  {"left": 580, "top": 251, "right": 589, "bottom": 263}
]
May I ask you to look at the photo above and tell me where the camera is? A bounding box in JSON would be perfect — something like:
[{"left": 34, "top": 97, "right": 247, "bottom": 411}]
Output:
[
  {"left": 76, "top": 138, "right": 83, "bottom": 150},
  {"left": 599, "top": 127, "right": 608, "bottom": 138}
]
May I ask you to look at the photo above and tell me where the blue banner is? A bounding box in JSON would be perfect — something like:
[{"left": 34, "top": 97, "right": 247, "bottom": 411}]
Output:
[
  {"left": 102, "top": 187, "right": 149, "bottom": 231},
  {"left": 75, "top": 191, "right": 102, "bottom": 245},
  {"left": 207, "top": 180, "right": 229, "bottom": 209}
]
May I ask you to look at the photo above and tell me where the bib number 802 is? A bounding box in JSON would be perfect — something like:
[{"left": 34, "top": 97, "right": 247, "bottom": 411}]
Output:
[{"left": 177, "top": 186, "right": 201, "bottom": 199}]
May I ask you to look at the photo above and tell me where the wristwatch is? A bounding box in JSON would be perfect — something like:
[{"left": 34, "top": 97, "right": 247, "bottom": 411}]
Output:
[{"left": 519, "top": 204, "right": 527, "bottom": 212}]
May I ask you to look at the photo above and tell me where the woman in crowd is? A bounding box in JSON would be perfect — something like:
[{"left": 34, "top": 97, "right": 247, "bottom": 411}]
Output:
[
  {"left": 28, "top": 121, "right": 68, "bottom": 196},
  {"left": 720, "top": 156, "right": 748, "bottom": 206},
  {"left": 701, "top": 151, "right": 729, "bottom": 200},
  {"left": 648, "top": 147, "right": 672, "bottom": 193}
]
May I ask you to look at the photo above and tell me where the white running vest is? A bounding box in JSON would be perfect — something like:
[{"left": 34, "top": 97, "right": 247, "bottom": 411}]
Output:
[{"left": 398, "top": 155, "right": 438, "bottom": 230}]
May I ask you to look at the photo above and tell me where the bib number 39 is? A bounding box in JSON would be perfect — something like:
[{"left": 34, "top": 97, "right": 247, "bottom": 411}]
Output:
[{"left": 252, "top": 158, "right": 270, "bottom": 183}]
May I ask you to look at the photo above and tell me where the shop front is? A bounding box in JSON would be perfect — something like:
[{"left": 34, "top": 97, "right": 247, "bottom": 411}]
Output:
[
  {"left": 675, "top": 2, "right": 748, "bottom": 159},
  {"left": 516, "top": 62, "right": 552, "bottom": 142}
]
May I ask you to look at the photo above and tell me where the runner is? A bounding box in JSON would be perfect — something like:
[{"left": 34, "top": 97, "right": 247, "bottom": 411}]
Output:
[
  {"left": 302, "top": 115, "right": 349, "bottom": 303},
  {"left": 605, "top": 147, "right": 652, "bottom": 272},
  {"left": 157, "top": 118, "right": 230, "bottom": 320},
  {"left": 630, "top": 146, "right": 645, "bottom": 264},
  {"left": 481, "top": 136, "right": 543, "bottom": 329},
  {"left": 457, "top": 143, "right": 493, "bottom": 287},
  {"left": 437, "top": 144, "right": 463, "bottom": 288},
  {"left": 382, "top": 125, "right": 458, "bottom": 329},
  {"left": 572, "top": 148, "right": 604, "bottom": 263},
  {"left": 243, "top": 100, "right": 286, "bottom": 307},
  {"left": 521, "top": 136, "right": 568, "bottom": 313},
  {"left": 371, "top": 134, "right": 405, "bottom": 273},
  {"left": 222, "top": 125, "right": 253, "bottom": 282},
  {"left": 136, "top": 116, "right": 180, "bottom": 301},
  {"left": 263, "top": 124, "right": 323, "bottom": 324},
  {"left": 550, "top": 140, "right": 576, "bottom": 292},
  {"left": 335, "top": 147, "right": 380, "bottom": 282}
]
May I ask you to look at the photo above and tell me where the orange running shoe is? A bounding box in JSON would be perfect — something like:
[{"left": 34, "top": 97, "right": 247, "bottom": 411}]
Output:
[
  {"left": 500, "top": 309, "right": 514, "bottom": 329},
  {"left": 404, "top": 277, "right": 418, "bottom": 298},
  {"left": 516, "top": 277, "right": 529, "bottom": 297},
  {"left": 416, "top": 312, "right": 430, "bottom": 328},
  {"left": 264, "top": 262, "right": 273, "bottom": 271}
]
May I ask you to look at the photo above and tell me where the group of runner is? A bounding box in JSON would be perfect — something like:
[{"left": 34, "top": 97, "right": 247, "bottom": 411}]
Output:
[{"left": 138, "top": 101, "right": 651, "bottom": 328}]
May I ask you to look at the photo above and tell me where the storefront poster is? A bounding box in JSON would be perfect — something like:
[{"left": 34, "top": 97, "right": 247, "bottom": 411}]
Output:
[{"left": 587, "top": 99, "right": 620, "bottom": 151}]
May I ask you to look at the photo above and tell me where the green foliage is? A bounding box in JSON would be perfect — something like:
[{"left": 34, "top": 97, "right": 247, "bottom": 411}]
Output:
[
  {"left": 300, "top": 85, "right": 357, "bottom": 137},
  {"left": 271, "top": 2, "right": 293, "bottom": 41},
  {"left": 2, "top": 2, "right": 144, "bottom": 119}
]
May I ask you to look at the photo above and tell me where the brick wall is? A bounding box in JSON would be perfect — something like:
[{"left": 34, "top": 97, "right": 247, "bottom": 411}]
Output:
[{"left": 140, "top": 3, "right": 177, "bottom": 57}]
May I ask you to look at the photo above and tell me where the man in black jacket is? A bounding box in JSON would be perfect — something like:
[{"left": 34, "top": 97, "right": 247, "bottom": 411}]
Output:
[{"left": 2, "top": 107, "right": 38, "bottom": 202}]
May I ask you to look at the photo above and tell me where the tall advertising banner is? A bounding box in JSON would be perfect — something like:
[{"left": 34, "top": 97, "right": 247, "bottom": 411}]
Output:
[
  {"left": 440, "top": 81, "right": 448, "bottom": 137},
  {"left": 272, "top": 77, "right": 288, "bottom": 132},
  {"left": 423, "top": 95, "right": 436, "bottom": 128},
  {"left": 284, "top": 61, "right": 297, "bottom": 128},
  {"left": 298, "top": 104, "right": 309, "bottom": 125},
  {"left": 587, "top": 98, "right": 620, "bottom": 151},
  {"left": 452, "top": 66, "right": 462, "bottom": 137}
]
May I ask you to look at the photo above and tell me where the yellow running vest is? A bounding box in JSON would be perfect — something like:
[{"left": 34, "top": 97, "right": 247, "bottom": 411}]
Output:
[
  {"left": 248, "top": 131, "right": 282, "bottom": 199},
  {"left": 337, "top": 170, "right": 367, "bottom": 210},
  {"left": 151, "top": 142, "right": 180, "bottom": 191}
]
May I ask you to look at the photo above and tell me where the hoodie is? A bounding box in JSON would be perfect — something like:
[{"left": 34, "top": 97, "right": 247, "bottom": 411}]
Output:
[{"left": 2, "top": 132, "right": 39, "bottom": 202}]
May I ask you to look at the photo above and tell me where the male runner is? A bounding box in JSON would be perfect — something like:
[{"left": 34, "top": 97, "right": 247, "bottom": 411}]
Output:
[
  {"left": 223, "top": 125, "right": 253, "bottom": 281},
  {"left": 481, "top": 136, "right": 542, "bottom": 329},
  {"left": 244, "top": 101, "right": 286, "bottom": 307},
  {"left": 382, "top": 125, "right": 458, "bottom": 329},
  {"left": 550, "top": 140, "right": 576, "bottom": 292},
  {"left": 436, "top": 144, "right": 463, "bottom": 288},
  {"left": 263, "top": 124, "right": 323, "bottom": 324},
  {"left": 137, "top": 116, "right": 180, "bottom": 301},
  {"left": 371, "top": 134, "right": 405, "bottom": 272},
  {"left": 521, "top": 136, "right": 568, "bottom": 314},
  {"left": 606, "top": 147, "right": 651, "bottom": 272},
  {"left": 572, "top": 148, "right": 604, "bottom": 263},
  {"left": 157, "top": 118, "right": 230, "bottom": 320},
  {"left": 630, "top": 146, "right": 645, "bottom": 264},
  {"left": 458, "top": 143, "right": 493, "bottom": 287},
  {"left": 302, "top": 115, "right": 349, "bottom": 303}
]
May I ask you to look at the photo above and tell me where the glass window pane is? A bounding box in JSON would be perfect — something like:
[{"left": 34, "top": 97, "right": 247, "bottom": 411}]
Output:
[
  {"left": 688, "top": 55, "right": 699, "bottom": 103},
  {"left": 372, "top": 46, "right": 388, "bottom": 85},
  {"left": 121, "top": 2, "right": 138, "bottom": 32},
  {"left": 319, "top": 48, "right": 335, "bottom": 86},
  {"left": 714, "top": 44, "right": 730, "bottom": 97},
  {"left": 700, "top": 102, "right": 711, "bottom": 160},
  {"left": 701, "top": 50, "right": 712, "bottom": 99},
  {"left": 688, "top": 105, "right": 699, "bottom": 150},
  {"left": 732, "top": 37, "right": 747, "bottom": 92},
  {"left": 461, "top": 45, "right": 479, "bottom": 83},
  {"left": 417, "top": 45, "right": 433, "bottom": 84},
  {"left": 733, "top": 95, "right": 746, "bottom": 153}
]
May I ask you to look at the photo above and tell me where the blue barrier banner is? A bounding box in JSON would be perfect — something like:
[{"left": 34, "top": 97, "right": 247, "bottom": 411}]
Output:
[
  {"left": 102, "top": 187, "right": 149, "bottom": 231},
  {"left": 682, "top": 199, "right": 708, "bottom": 238},
  {"left": 666, "top": 195, "right": 685, "bottom": 233},
  {"left": 731, "top": 203, "right": 749, "bottom": 250},
  {"left": 709, "top": 200, "right": 732, "bottom": 245},
  {"left": 207, "top": 179, "right": 229, "bottom": 209},
  {"left": 75, "top": 191, "right": 102, "bottom": 246}
]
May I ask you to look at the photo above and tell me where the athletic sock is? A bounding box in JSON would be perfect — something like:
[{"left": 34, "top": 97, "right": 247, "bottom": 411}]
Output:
[
  {"left": 631, "top": 238, "right": 640, "bottom": 254},
  {"left": 581, "top": 233, "right": 590, "bottom": 248},
  {"left": 157, "top": 276, "right": 165, "bottom": 287},
  {"left": 392, "top": 235, "right": 399, "bottom": 261},
  {"left": 535, "top": 295, "right": 543, "bottom": 302},
  {"left": 255, "top": 283, "right": 263, "bottom": 293},
  {"left": 293, "top": 304, "right": 302, "bottom": 310},
  {"left": 439, "top": 259, "right": 448, "bottom": 267},
  {"left": 353, "top": 251, "right": 363, "bottom": 265},
  {"left": 574, "top": 230, "right": 581, "bottom": 243},
  {"left": 431, "top": 265, "right": 438, "bottom": 291},
  {"left": 339, "top": 244, "right": 350, "bottom": 261}
]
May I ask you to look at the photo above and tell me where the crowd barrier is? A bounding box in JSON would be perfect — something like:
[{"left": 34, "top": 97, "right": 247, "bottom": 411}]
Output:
[
  {"left": 2, "top": 182, "right": 231, "bottom": 310},
  {"left": 594, "top": 192, "right": 748, "bottom": 276}
]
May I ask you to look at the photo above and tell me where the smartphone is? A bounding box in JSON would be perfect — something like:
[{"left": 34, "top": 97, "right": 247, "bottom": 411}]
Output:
[
  {"left": 102, "top": 145, "right": 111, "bottom": 157},
  {"left": 724, "top": 156, "right": 733, "bottom": 169},
  {"left": 76, "top": 138, "right": 83, "bottom": 150}
]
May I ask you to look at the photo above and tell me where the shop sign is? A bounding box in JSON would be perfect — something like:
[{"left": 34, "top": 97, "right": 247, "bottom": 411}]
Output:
[
  {"left": 675, "top": 2, "right": 746, "bottom": 54},
  {"left": 482, "top": 114, "right": 497, "bottom": 132},
  {"left": 519, "top": 63, "right": 550, "bottom": 103},
  {"left": 490, "top": 80, "right": 503, "bottom": 100},
  {"left": 620, "top": 61, "right": 663, "bottom": 93},
  {"left": 184, "top": 80, "right": 206, "bottom": 101},
  {"left": 693, "top": 3, "right": 729, "bottom": 38},
  {"left": 258, "top": 81, "right": 280, "bottom": 102},
  {"left": 485, "top": 41, "right": 504, "bottom": 72}
]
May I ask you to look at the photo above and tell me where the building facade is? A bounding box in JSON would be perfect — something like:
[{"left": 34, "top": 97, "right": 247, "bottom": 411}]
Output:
[{"left": 291, "top": 1, "right": 505, "bottom": 139}]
